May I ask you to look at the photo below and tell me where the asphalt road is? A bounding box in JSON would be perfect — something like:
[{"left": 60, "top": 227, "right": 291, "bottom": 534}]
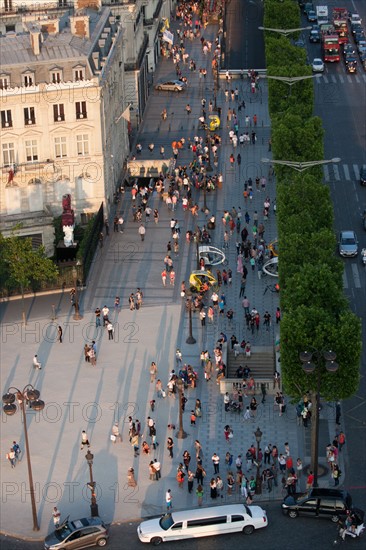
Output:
[
  {"left": 0, "top": 502, "right": 340, "bottom": 549},
  {"left": 301, "top": 0, "right": 366, "bottom": 511}
]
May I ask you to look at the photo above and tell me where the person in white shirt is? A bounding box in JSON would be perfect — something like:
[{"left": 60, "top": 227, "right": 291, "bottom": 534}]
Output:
[{"left": 33, "top": 355, "right": 41, "bottom": 369}]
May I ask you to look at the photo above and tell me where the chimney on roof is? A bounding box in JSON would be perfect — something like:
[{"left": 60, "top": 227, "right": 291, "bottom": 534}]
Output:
[
  {"left": 29, "top": 23, "right": 42, "bottom": 55},
  {"left": 69, "top": 14, "right": 90, "bottom": 38}
]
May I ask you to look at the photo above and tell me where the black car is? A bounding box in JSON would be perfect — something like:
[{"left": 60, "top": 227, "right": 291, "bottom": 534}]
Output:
[
  {"left": 303, "top": 2, "right": 314, "bottom": 15},
  {"left": 351, "top": 23, "right": 363, "bottom": 35},
  {"left": 355, "top": 31, "right": 366, "bottom": 44},
  {"left": 345, "top": 55, "right": 358, "bottom": 72},
  {"left": 360, "top": 166, "right": 366, "bottom": 186},
  {"left": 343, "top": 43, "right": 355, "bottom": 56},
  {"left": 282, "top": 488, "right": 352, "bottom": 522},
  {"left": 309, "top": 29, "right": 321, "bottom": 43}
]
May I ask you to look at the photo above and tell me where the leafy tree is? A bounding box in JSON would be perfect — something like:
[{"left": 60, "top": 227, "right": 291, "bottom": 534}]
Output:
[
  {"left": 280, "top": 306, "right": 361, "bottom": 401},
  {"left": 263, "top": 0, "right": 300, "bottom": 32},
  {"left": 266, "top": 36, "right": 307, "bottom": 67},
  {"left": 0, "top": 232, "right": 58, "bottom": 324},
  {"left": 272, "top": 114, "right": 324, "bottom": 165}
]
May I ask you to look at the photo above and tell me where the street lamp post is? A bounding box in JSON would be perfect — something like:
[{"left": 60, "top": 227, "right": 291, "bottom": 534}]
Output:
[
  {"left": 261, "top": 157, "right": 341, "bottom": 173},
  {"left": 258, "top": 25, "right": 312, "bottom": 37},
  {"left": 2, "top": 385, "right": 45, "bottom": 531},
  {"left": 176, "top": 378, "right": 187, "bottom": 439},
  {"left": 299, "top": 350, "right": 339, "bottom": 487},
  {"left": 72, "top": 265, "right": 83, "bottom": 320},
  {"left": 260, "top": 73, "right": 322, "bottom": 97},
  {"left": 85, "top": 450, "right": 99, "bottom": 517},
  {"left": 186, "top": 297, "right": 197, "bottom": 345},
  {"left": 254, "top": 427, "right": 263, "bottom": 495}
]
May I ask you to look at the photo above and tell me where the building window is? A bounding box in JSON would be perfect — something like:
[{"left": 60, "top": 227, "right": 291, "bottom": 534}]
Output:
[
  {"left": 58, "top": 0, "right": 68, "bottom": 6},
  {"left": 0, "top": 75, "right": 10, "bottom": 89},
  {"left": 54, "top": 137, "right": 67, "bottom": 158},
  {"left": 24, "top": 107, "right": 36, "bottom": 125},
  {"left": 50, "top": 70, "right": 62, "bottom": 84},
  {"left": 5, "top": 25, "right": 15, "bottom": 32},
  {"left": 75, "top": 101, "right": 87, "bottom": 119},
  {"left": 53, "top": 104, "right": 65, "bottom": 122},
  {"left": 2, "top": 143, "right": 15, "bottom": 167},
  {"left": 25, "top": 140, "right": 38, "bottom": 162},
  {"left": 23, "top": 73, "right": 34, "bottom": 87},
  {"left": 74, "top": 68, "right": 84, "bottom": 81},
  {"left": 4, "top": 0, "right": 14, "bottom": 12},
  {"left": 76, "top": 134, "right": 89, "bottom": 156},
  {"left": 1, "top": 110, "right": 13, "bottom": 128}
]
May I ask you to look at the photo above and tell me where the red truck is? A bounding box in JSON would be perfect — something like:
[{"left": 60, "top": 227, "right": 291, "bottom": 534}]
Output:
[
  {"left": 322, "top": 31, "right": 341, "bottom": 62},
  {"left": 332, "top": 7, "right": 349, "bottom": 44}
]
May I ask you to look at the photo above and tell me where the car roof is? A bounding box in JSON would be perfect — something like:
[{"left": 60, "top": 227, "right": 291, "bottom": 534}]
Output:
[
  {"left": 340, "top": 230, "right": 356, "bottom": 237},
  {"left": 170, "top": 504, "right": 249, "bottom": 521},
  {"left": 310, "top": 488, "right": 350, "bottom": 498}
]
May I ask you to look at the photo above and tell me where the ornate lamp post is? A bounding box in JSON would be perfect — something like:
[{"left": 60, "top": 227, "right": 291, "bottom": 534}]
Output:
[
  {"left": 176, "top": 378, "right": 187, "bottom": 439},
  {"left": 261, "top": 157, "right": 341, "bottom": 173},
  {"left": 258, "top": 25, "right": 312, "bottom": 37},
  {"left": 72, "top": 265, "right": 83, "bottom": 320},
  {"left": 2, "top": 385, "right": 45, "bottom": 531},
  {"left": 186, "top": 297, "right": 197, "bottom": 345},
  {"left": 85, "top": 450, "right": 99, "bottom": 517},
  {"left": 254, "top": 427, "right": 263, "bottom": 495},
  {"left": 299, "top": 349, "right": 339, "bottom": 487}
]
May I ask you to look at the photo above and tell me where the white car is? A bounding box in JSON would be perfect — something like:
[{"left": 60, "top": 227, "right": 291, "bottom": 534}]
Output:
[
  {"left": 312, "top": 58, "right": 325, "bottom": 72},
  {"left": 137, "top": 504, "right": 268, "bottom": 545}
]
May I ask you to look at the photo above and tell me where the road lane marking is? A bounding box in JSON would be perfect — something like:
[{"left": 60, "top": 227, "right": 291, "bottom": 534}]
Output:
[
  {"left": 342, "top": 271, "right": 348, "bottom": 289},
  {"left": 323, "top": 164, "right": 330, "bottom": 182},
  {"left": 347, "top": 75, "right": 353, "bottom": 83},
  {"left": 353, "top": 165, "right": 360, "bottom": 180},
  {"left": 322, "top": 75, "right": 329, "bottom": 83},
  {"left": 331, "top": 75, "right": 337, "bottom": 83},
  {"left": 351, "top": 264, "right": 361, "bottom": 289},
  {"left": 343, "top": 164, "right": 350, "bottom": 180},
  {"left": 355, "top": 76, "right": 360, "bottom": 83},
  {"left": 339, "top": 75, "right": 344, "bottom": 83},
  {"left": 333, "top": 164, "right": 340, "bottom": 181}
]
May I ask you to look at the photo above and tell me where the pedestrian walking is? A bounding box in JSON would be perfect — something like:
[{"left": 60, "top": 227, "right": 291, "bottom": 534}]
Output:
[
  {"left": 167, "top": 437, "right": 174, "bottom": 459},
  {"left": 150, "top": 361, "right": 157, "bottom": 383},
  {"left": 186, "top": 104, "right": 191, "bottom": 115},
  {"left": 80, "top": 430, "right": 90, "bottom": 451},
  {"left": 6, "top": 448, "right": 16, "bottom": 468},
  {"left": 95, "top": 307, "right": 101, "bottom": 327},
  {"left": 57, "top": 325, "right": 63, "bottom": 343},
  {"left": 52, "top": 507, "right": 61, "bottom": 528},
  {"left": 107, "top": 322, "right": 114, "bottom": 340},
  {"left": 166, "top": 489, "right": 173, "bottom": 510},
  {"left": 196, "top": 484, "right": 204, "bottom": 506},
  {"left": 275, "top": 307, "right": 281, "bottom": 323},
  {"left": 127, "top": 467, "right": 137, "bottom": 487},
  {"left": 33, "top": 354, "right": 42, "bottom": 369},
  {"left": 170, "top": 270, "right": 176, "bottom": 286},
  {"left": 212, "top": 453, "right": 220, "bottom": 474},
  {"left": 111, "top": 423, "right": 122, "bottom": 443},
  {"left": 138, "top": 224, "right": 146, "bottom": 241}
]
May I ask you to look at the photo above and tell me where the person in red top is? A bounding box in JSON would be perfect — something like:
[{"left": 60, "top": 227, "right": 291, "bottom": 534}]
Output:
[
  {"left": 286, "top": 455, "right": 293, "bottom": 472},
  {"left": 306, "top": 471, "right": 314, "bottom": 490}
]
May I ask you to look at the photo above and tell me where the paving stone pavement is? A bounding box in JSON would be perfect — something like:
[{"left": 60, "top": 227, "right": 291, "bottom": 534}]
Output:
[{"left": 0, "top": 16, "right": 343, "bottom": 541}]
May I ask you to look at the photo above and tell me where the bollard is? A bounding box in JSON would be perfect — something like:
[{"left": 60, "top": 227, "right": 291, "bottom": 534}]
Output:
[{"left": 51, "top": 304, "right": 56, "bottom": 320}]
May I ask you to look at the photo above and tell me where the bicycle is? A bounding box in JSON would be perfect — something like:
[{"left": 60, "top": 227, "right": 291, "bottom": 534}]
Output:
[{"left": 263, "top": 284, "right": 280, "bottom": 295}]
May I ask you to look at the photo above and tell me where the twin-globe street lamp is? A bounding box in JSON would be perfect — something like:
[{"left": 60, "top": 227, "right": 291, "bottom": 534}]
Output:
[
  {"left": 258, "top": 25, "right": 312, "bottom": 37},
  {"left": 299, "top": 350, "right": 339, "bottom": 487},
  {"left": 2, "top": 385, "right": 45, "bottom": 531},
  {"left": 261, "top": 157, "right": 341, "bottom": 173}
]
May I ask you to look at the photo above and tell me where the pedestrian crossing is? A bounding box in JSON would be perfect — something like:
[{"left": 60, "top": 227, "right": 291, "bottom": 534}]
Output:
[
  {"left": 316, "top": 73, "right": 366, "bottom": 85},
  {"left": 343, "top": 264, "right": 364, "bottom": 290},
  {"left": 323, "top": 163, "right": 365, "bottom": 182}
]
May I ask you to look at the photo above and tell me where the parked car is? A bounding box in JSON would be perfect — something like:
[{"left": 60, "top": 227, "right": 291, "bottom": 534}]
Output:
[
  {"left": 360, "top": 166, "right": 366, "bottom": 186},
  {"left": 312, "top": 58, "right": 325, "bottom": 72},
  {"left": 44, "top": 516, "right": 109, "bottom": 549},
  {"left": 282, "top": 488, "right": 353, "bottom": 522},
  {"left": 339, "top": 230, "right": 358, "bottom": 257},
  {"left": 138, "top": 505, "right": 268, "bottom": 545},
  {"left": 155, "top": 80, "right": 187, "bottom": 92}
]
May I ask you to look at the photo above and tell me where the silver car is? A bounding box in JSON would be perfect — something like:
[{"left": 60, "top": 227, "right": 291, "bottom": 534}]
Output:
[
  {"left": 44, "top": 516, "right": 109, "bottom": 549},
  {"left": 155, "top": 80, "right": 187, "bottom": 92},
  {"left": 339, "top": 230, "right": 358, "bottom": 257}
]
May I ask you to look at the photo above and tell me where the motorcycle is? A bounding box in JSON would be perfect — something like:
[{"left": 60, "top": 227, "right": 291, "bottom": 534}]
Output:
[
  {"left": 361, "top": 248, "right": 366, "bottom": 266},
  {"left": 333, "top": 522, "right": 365, "bottom": 545}
]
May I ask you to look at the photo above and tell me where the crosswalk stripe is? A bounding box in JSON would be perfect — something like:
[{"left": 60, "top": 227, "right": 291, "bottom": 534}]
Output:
[
  {"left": 355, "top": 75, "right": 361, "bottom": 84},
  {"left": 323, "top": 164, "right": 330, "bottom": 182},
  {"left": 353, "top": 165, "right": 360, "bottom": 180},
  {"left": 343, "top": 164, "right": 350, "bottom": 180},
  {"left": 331, "top": 75, "right": 337, "bottom": 83},
  {"left": 333, "top": 164, "right": 340, "bottom": 181},
  {"left": 342, "top": 271, "right": 348, "bottom": 289},
  {"left": 362, "top": 75, "right": 366, "bottom": 83},
  {"left": 351, "top": 264, "right": 361, "bottom": 289},
  {"left": 339, "top": 75, "right": 344, "bottom": 83},
  {"left": 347, "top": 75, "right": 352, "bottom": 83},
  {"left": 322, "top": 75, "right": 329, "bottom": 83}
]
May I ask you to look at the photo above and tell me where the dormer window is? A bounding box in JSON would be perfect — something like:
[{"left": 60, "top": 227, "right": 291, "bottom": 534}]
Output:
[
  {"left": 50, "top": 68, "right": 62, "bottom": 84},
  {"left": 22, "top": 71, "right": 35, "bottom": 87},
  {"left": 73, "top": 66, "right": 85, "bottom": 82},
  {"left": 0, "top": 74, "right": 10, "bottom": 90}
]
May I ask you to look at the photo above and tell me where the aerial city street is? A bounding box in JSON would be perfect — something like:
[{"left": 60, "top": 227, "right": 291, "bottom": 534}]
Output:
[{"left": 0, "top": 0, "right": 365, "bottom": 548}]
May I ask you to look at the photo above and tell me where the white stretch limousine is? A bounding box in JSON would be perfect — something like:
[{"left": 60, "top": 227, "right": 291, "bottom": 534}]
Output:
[{"left": 137, "top": 504, "right": 268, "bottom": 545}]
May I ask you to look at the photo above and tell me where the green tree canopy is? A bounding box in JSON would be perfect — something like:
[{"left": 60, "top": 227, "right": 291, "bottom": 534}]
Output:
[{"left": 280, "top": 306, "right": 361, "bottom": 400}]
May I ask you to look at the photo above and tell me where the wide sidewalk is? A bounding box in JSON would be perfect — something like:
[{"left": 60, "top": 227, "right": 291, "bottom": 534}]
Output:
[{"left": 0, "top": 21, "right": 342, "bottom": 542}]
